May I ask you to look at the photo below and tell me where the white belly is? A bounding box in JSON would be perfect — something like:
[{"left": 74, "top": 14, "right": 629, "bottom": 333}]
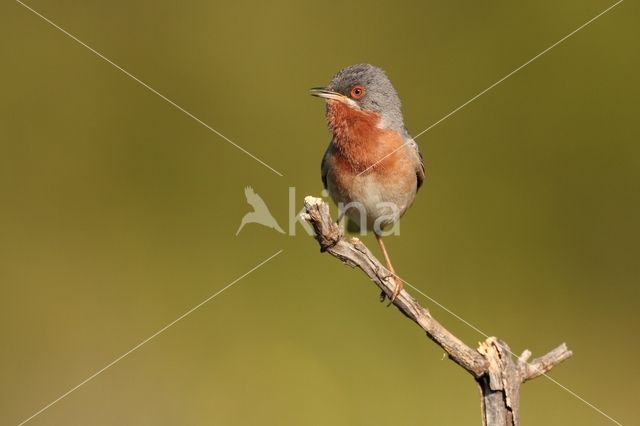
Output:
[{"left": 327, "top": 172, "right": 416, "bottom": 231}]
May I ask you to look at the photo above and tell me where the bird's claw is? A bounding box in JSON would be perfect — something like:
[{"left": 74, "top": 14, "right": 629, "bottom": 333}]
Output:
[
  {"left": 386, "top": 278, "right": 403, "bottom": 307},
  {"left": 380, "top": 277, "right": 402, "bottom": 306}
]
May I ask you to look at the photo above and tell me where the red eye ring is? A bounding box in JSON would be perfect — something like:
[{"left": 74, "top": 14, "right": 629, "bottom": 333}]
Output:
[{"left": 350, "top": 85, "right": 366, "bottom": 99}]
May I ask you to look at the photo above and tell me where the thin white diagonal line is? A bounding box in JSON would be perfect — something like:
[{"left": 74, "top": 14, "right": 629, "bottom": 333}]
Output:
[
  {"left": 402, "top": 280, "right": 490, "bottom": 339},
  {"left": 357, "top": 0, "right": 624, "bottom": 177},
  {"left": 542, "top": 374, "right": 624, "bottom": 425},
  {"left": 397, "top": 275, "right": 624, "bottom": 425},
  {"left": 14, "top": 0, "right": 284, "bottom": 177},
  {"left": 16, "top": 249, "right": 284, "bottom": 426}
]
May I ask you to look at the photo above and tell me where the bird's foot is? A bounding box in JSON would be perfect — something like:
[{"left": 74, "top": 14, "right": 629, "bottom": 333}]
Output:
[
  {"left": 389, "top": 278, "right": 403, "bottom": 305},
  {"left": 380, "top": 276, "right": 403, "bottom": 306}
]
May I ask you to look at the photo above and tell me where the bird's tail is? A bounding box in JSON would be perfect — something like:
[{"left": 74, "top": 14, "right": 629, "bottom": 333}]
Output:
[
  {"left": 235, "top": 215, "right": 248, "bottom": 236},
  {"left": 346, "top": 218, "right": 362, "bottom": 234}
]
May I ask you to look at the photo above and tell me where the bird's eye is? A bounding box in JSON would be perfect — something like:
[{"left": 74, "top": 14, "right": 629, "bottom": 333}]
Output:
[{"left": 350, "top": 85, "right": 366, "bottom": 99}]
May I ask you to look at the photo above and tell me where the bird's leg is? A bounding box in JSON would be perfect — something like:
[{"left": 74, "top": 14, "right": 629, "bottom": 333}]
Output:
[{"left": 375, "top": 234, "right": 402, "bottom": 304}]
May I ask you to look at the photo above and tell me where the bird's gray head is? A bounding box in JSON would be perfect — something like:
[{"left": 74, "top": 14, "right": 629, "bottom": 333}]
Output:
[{"left": 310, "top": 64, "right": 404, "bottom": 131}]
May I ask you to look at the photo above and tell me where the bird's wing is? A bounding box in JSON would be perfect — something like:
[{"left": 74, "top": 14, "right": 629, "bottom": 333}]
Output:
[
  {"left": 244, "top": 186, "right": 269, "bottom": 211},
  {"left": 320, "top": 141, "right": 333, "bottom": 190},
  {"left": 405, "top": 136, "right": 425, "bottom": 189},
  {"left": 244, "top": 186, "right": 255, "bottom": 198}
]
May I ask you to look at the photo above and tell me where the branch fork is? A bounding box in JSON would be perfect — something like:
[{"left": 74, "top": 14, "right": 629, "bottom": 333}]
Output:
[{"left": 302, "top": 196, "right": 572, "bottom": 426}]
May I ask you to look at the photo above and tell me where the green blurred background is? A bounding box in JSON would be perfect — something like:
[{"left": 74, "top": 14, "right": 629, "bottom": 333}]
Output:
[{"left": 1, "top": 0, "right": 638, "bottom": 424}]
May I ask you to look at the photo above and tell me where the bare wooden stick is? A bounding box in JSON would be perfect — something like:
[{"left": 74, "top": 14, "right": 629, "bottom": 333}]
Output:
[
  {"left": 302, "top": 196, "right": 573, "bottom": 426},
  {"left": 523, "top": 343, "right": 573, "bottom": 382}
]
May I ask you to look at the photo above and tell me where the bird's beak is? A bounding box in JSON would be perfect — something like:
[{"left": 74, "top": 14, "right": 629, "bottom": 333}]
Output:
[
  {"left": 310, "top": 87, "right": 348, "bottom": 103},
  {"left": 309, "top": 87, "right": 358, "bottom": 108}
]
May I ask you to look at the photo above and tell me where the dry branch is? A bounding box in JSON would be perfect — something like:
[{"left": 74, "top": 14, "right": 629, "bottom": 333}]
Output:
[{"left": 302, "top": 196, "right": 573, "bottom": 426}]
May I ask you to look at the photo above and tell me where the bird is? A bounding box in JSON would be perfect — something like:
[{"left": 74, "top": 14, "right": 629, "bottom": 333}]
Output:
[
  {"left": 310, "top": 64, "right": 424, "bottom": 302},
  {"left": 236, "top": 186, "right": 285, "bottom": 235}
]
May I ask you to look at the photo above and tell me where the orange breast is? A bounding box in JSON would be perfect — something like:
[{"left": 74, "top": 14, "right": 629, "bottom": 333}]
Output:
[
  {"left": 327, "top": 101, "right": 410, "bottom": 177},
  {"left": 324, "top": 102, "right": 419, "bottom": 227}
]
